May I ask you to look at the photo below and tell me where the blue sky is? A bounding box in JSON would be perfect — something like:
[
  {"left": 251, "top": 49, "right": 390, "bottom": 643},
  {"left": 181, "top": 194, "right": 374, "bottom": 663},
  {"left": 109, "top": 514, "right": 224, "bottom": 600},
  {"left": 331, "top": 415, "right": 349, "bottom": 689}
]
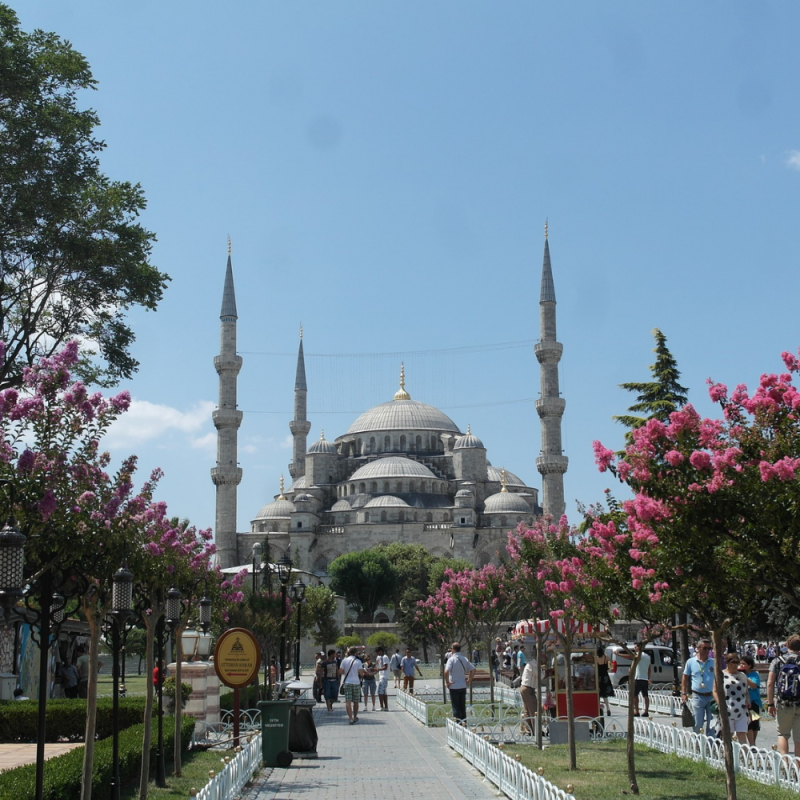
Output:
[{"left": 15, "top": 2, "right": 800, "bottom": 547}]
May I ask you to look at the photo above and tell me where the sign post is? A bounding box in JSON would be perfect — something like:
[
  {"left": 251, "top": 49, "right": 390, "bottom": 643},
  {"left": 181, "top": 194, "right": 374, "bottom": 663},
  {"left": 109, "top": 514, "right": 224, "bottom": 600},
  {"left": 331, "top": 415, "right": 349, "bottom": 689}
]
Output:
[{"left": 214, "top": 627, "right": 261, "bottom": 748}]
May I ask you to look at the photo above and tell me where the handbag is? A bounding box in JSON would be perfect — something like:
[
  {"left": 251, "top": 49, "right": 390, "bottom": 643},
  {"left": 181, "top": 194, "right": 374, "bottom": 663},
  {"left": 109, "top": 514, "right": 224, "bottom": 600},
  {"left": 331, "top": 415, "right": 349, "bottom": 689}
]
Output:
[
  {"left": 339, "top": 658, "right": 356, "bottom": 695},
  {"left": 681, "top": 701, "right": 694, "bottom": 727}
]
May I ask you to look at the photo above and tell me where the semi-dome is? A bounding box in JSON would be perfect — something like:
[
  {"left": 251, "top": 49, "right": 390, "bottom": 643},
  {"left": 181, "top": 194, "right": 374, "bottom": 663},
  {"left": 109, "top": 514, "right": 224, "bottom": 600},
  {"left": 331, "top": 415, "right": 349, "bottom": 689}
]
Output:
[
  {"left": 364, "top": 495, "right": 409, "bottom": 508},
  {"left": 454, "top": 425, "right": 484, "bottom": 450},
  {"left": 331, "top": 499, "right": 351, "bottom": 512},
  {"left": 308, "top": 431, "right": 338, "bottom": 455},
  {"left": 487, "top": 465, "right": 525, "bottom": 487},
  {"left": 483, "top": 491, "right": 532, "bottom": 514},
  {"left": 294, "top": 493, "right": 312, "bottom": 502},
  {"left": 349, "top": 456, "right": 438, "bottom": 482},
  {"left": 289, "top": 475, "right": 306, "bottom": 491},
  {"left": 455, "top": 488, "right": 474, "bottom": 497},
  {"left": 254, "top": 497, "right": 295, "bottom": 520}
]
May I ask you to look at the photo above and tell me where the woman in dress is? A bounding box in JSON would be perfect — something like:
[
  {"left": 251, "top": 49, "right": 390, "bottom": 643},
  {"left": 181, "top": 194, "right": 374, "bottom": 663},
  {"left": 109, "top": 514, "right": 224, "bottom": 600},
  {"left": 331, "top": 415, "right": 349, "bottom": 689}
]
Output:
[
  {"left": 595, "top": 645, "right": 615, "bottom": 716},
  {"left": 713, "top": 652, "right": 749, "bottom": 743}
]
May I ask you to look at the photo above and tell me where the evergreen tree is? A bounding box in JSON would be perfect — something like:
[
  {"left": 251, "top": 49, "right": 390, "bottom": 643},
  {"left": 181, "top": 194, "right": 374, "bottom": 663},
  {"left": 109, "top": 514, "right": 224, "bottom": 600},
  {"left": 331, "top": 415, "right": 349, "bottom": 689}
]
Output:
[{"left": 614, "top": 328, "right": 688, "bottom": 431}]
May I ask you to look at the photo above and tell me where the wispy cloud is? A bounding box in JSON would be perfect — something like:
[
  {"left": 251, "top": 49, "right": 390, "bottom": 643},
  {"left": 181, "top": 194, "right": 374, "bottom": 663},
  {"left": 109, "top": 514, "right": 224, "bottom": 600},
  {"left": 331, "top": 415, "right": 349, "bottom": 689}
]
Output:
[
  {"left": 786, "top": 150, "right": 800, "bottom": 171},
  {"left": 104, "top": 399, "right": 215, "bottom": 449}
]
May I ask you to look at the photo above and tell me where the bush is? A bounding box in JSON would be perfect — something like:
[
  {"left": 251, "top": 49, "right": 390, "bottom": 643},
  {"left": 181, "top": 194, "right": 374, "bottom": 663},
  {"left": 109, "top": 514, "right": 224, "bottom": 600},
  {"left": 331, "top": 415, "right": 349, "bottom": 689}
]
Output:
[
  {"left": 336, "top": 635, "right": 361, "bottom": 651},
  {"left": 0, "top": 697, "right": 147, "bottom": 743},
  {"left": 0, "top": 715, "right": 195, "bottom": 800},
  {"left": 366, "top": 631, "right": 399, "bottom": 650},
  {"left": 163, "top": 677, "right": 193, "bottom": 708}
]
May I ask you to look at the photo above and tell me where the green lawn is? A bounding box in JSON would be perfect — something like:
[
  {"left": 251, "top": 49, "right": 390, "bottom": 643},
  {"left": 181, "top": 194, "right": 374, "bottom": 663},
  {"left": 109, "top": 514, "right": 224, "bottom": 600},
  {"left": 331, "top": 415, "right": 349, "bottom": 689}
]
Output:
[
  {"left": 118, "top": 748, "right": 228, "bottom": 799},
  {"left": 504, "top": 741, "right": 789, "bottom": 800}
]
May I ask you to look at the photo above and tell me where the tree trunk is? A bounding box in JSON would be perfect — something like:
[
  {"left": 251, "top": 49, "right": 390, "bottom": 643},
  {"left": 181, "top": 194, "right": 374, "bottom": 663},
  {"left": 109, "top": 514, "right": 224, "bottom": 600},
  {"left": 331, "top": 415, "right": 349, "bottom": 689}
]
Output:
[
  {"left": 711, "top": 626, "right": 737, "bottom": 800},
  {"left": 138, "top": 611, "right": 159, "bottom": 800},
  {"left": 626, "top": 653, "right": 640, "bottom": 795},
  {"left": 80, "top": 599, "right": 104, "bottom": 800},
  {"left": 487, "top": 636, "right": 495, "bottom": 707},
  {"left": 562, "top": 634, "right": 577, "bottom": 770},
  {"left": 536, "top": 631, "right": 544, "bottom": 750},
  {"left": 173, "top": 624, "right": 185, "bottom": 777}
]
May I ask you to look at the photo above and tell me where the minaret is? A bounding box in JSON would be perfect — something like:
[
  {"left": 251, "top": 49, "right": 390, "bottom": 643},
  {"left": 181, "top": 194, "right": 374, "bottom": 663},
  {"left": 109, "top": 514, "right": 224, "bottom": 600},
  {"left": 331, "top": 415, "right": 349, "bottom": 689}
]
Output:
[
  {"left": 211, "top": 239, "right": 243, "bottom": 568},
  {"left": 535, "top": 222, "right": 568, "bottom": 518},
  {"left": 289, "top": 327, "right": 311, "bottom": 481}
]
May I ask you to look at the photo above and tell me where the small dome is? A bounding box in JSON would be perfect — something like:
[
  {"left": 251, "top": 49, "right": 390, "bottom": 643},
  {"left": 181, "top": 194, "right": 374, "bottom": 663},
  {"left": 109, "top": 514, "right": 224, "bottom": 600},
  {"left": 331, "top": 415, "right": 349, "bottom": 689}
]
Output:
[
  {"left": 487, "top": 465, "right": 525, "bottom": 488},
  {"left": 483, "top": 491, "right": 531, "bottom": 514},
  {"left": 454, "top": 425, "right": 484, "bottom": 450},
  {"left": 308, "top": 431, "right": 337, "bottom": 455},
  {"left": 294, "top": 493, "right": 311, "bottom": 502},
  {"left": 364, "top": 495, "right": 409, "bottom": 509},
  {"left": 331, "top": 499, "right": 351, "bottom": 512},
  {"left": 455, "top": 488, "right": 474, "bottom": 498},
  {"left": 349, "top": 456, "right": 438, "bottom": 482},
  {"left": 289, "top": 475, "right": 306, "bottom": 491},
  {"left": 254, "top": 497, "right": 295, "bottom": 520}
]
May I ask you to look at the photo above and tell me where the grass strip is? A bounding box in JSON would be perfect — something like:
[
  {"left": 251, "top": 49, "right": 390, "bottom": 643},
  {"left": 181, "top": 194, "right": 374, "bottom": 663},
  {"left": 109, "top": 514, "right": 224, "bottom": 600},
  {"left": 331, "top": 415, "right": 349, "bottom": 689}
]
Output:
[
  {"left": 119, "top": 749, "right": 228, "bottom": 800},
  {"left": 504, "top": 740, "right": 789, "bottom": 800}
]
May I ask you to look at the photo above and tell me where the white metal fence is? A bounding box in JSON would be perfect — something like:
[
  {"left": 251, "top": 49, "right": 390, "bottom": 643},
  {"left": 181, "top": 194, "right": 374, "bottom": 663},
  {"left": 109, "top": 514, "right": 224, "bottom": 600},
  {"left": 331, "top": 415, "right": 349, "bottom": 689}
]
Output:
[
  {"left": 192, "top": 732, "right": 262, "bottom": 800},
  {"left": 446, "top": 718, "right": 576, "bottom": 800}
]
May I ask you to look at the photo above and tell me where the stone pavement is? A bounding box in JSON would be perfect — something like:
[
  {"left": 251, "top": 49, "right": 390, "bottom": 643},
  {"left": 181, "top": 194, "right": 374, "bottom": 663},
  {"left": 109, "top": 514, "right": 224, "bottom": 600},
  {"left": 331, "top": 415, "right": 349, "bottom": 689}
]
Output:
[
  {"left": 0, "top": 742, "right": 82, "bottom": 771},
  {"left": 242, "top": 688, "right": 499, "bottom": 799}
]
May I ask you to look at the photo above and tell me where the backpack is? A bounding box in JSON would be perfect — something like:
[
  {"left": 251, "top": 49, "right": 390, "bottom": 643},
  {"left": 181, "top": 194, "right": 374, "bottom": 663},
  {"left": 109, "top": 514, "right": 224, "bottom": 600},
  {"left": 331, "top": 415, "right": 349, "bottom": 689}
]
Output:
[{"left": 777, "top": 657, "right": 800, "bottom": 704}]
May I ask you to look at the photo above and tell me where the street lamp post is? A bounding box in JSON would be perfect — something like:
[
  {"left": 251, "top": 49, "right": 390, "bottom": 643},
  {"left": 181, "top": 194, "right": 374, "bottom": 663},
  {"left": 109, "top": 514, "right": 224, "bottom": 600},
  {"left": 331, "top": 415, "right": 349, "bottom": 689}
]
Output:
[
  {"left": 156, "top": 586, "right": 182, "bottom": 786},
  {"left": 109, "top": 562, "right": 134, "bottom": 800},
  {"left": 291, "top": 578, "right": 306, "bottom": 680},
  {"left": 276, "top": 553, "right": 293, "bottom": 682}
]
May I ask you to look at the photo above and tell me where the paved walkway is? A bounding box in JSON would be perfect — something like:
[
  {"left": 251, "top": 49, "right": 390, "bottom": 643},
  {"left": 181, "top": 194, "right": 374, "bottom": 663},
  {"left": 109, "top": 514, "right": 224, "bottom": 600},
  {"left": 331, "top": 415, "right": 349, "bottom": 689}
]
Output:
[
  {"left": 0, "top": 742, "right": 82, "bottom": 771},
  {"left": 242, "top": 688, "right": 499, "bottom": 799}
]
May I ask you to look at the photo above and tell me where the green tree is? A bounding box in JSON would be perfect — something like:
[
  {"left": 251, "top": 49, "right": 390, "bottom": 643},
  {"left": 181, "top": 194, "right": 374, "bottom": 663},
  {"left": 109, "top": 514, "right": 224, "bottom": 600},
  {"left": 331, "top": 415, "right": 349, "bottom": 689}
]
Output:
[
  {"left": 366, "top": 631, "right": 399, "bottom": 650},
  {"left": 328, "top": 551, "right": 397, "bottom": 622},
  {"left": 613, "top": 329, "right": 688, "bottom": 432},
  {"left": 0, "top": 5, "right": 169, "bottom": 389},
  {"left": 303, "top": 584, "right": 341, "bottom": 651},
  {"left": 336, "top": 635, "right": 362, "bottom": 651}
]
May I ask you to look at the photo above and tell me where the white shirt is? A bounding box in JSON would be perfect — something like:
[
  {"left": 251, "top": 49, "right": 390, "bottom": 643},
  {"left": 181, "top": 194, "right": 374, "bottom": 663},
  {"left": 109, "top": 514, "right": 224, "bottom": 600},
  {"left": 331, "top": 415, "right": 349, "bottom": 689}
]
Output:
[
  {"left": 634, "top": 652, "right": 652, "bottom": 681},
  {"left": 375, "top": 654, "right": 390, "bottom": 680},
  {"left": 445, "top": 653, "right": 474, "bottom": 690},
  {"left": 340, "top": 656, "right": 363, "bottom": 685}
]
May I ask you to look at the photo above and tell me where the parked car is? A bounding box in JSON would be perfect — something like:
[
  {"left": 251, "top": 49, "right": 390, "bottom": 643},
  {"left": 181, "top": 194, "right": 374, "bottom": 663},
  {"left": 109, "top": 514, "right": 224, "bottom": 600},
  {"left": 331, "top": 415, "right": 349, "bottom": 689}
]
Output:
[{"left": 605, "top": 644, "right": 682, "bottom": 688}]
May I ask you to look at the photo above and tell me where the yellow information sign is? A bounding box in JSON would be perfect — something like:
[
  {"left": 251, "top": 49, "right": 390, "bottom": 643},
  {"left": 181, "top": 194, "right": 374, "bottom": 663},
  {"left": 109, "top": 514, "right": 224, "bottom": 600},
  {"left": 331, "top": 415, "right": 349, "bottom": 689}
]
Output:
[{"left": 214, "top": 627, "right": 262, "bottom": 689}]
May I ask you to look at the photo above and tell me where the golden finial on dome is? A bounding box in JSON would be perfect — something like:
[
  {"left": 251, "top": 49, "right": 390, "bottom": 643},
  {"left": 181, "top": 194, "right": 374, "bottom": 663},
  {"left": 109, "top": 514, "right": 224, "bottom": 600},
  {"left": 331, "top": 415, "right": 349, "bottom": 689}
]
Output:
[
  {"left": 501, "top": 468, "right": 508, "bottom": 493},
  {"left": 279, "top": 474, "right": 285, "bottom": 499},
  {"left": 319, "top": 430, "right": 325, "bottom": 441},
  {"left": 467, "top": 424, "right": 472, "bottom": 435},
  {"left": 544, "top": 219, "right": 548, "bottom": 240},
  {"left": 393, "top": 362, "right": 411, "bottom": 401},
  {"left": 227, "top": 235, "right": 232, "bottom": 255}
]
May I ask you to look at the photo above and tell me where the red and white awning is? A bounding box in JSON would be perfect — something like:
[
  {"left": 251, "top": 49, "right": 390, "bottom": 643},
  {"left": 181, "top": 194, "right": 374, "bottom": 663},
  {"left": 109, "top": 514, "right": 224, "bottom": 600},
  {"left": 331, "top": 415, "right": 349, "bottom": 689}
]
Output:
[{"left": 514, "top": 618, "right": 606, "bottom": 636}]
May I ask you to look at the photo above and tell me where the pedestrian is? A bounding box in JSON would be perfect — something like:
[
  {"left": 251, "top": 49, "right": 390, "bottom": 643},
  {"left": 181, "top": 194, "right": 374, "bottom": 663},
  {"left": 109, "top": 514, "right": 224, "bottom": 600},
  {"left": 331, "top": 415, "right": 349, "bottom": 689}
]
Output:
[
  {"left": 321, "top": 650, "right": 339, "bottom": 712},
  {"left": 400, "top": 648, "right": 423, "bottom": 694},
  {"left": 338, "top": 646, "right": 365, "bottom": 724},
  {"left": 595, "top": 645, "right": 614, "bottom": 716},
  {"left": 472, "top": 646, "right": 480, "bottom": 666},
  {"left": 511, "top": 645, "right": 521, "bottom": 680},
  {"left": 767, "top": 634, "right": 800, "bottom": 757},
  {"left": 361, "top": 654, "right": 377, "bottom": 710},
  {"left": 713, "top": 651, "right": 748, "bottom": 744},
  {"left": 681, "top": 638, "right": 715, "bottom": 734},
  {"left": 61, "top": 659, "right": 79, "bottom": 699},
  {"left": 491, "top": 649, "right": 500, "bottom": 683},
  {"left": 375, "top": 647, "right": 390, "bottom": 711},
  {"left": 76, "top": 646, "right": 103, "bottom": 699},
  {"left": 517, "top": 644, "right": 527, "bottom": 676},
  {"left": 519, "top": 657, "right": 537, "bottom": 733},
  {"left": 740, "top": 654, "right": 762, "bottom": 746},
  {"left": 389, "top": 648, "right": 402, "bottom": 689},
  {"left": 444, "top": 642, "right": 475, "bottom": 723}
]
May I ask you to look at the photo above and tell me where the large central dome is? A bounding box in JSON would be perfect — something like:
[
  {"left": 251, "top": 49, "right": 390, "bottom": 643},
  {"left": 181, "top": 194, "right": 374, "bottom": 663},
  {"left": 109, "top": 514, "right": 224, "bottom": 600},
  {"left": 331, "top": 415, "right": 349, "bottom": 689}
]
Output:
[{"left": 345, "top": 398, "right": 461, "bottom": 436}]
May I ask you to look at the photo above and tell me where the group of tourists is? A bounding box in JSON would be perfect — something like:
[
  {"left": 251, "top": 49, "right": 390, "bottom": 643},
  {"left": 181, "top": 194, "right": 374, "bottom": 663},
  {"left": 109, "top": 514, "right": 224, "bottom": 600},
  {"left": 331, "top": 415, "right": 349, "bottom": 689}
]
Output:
[{"left": 681, "top": 634, "right": 800, "bottom": 754}]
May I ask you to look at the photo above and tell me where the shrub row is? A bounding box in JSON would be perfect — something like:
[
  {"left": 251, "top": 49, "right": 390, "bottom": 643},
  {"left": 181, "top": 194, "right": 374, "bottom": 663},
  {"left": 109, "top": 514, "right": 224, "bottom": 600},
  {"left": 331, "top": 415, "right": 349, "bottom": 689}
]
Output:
[
  {"left": 0, "top": 714, "right": 195, "bottom": 800},
  {"left": 0, "top": 697, "right": 148, "bottom": 743}
]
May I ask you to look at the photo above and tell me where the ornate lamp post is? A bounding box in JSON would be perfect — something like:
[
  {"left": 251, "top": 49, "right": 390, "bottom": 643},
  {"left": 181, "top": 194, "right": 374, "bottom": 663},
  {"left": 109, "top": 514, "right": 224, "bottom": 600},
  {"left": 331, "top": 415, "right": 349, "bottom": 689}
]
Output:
[
  {"left": 109, "top": 562, "right": 134, "bottom": 800},
  {"left": 0, "top": 482, "right": 25, "bottom": 617},
  {"left": 276, "top": 553, "right": 293, "bottom": 682},
  {"left": 156, "top": 586, "right": 182, "bottom": 787},
  {"left": 291, "top": 578, "right": 306, "bottom": 680}
]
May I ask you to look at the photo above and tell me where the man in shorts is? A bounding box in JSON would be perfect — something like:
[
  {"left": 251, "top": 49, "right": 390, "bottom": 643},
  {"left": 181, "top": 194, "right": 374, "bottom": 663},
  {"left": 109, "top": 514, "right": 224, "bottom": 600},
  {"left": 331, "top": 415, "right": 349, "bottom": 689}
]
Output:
[
  {"left": 322, "top": 649, "right": 340, "bottom": 712},
  {"left": 400, "top": 648, "right": 423, "bottom": 694},
  {"left": 389, "top": 649, "right": 402, "bottom": 689},
  {"left": 767, "top": 633, "right": 800, "bottom": 756},
  {"left": 338, "top": 646, "right": 365, "bottom": 724},
  {"left": 375, "top": 647, "right": 390, "bottom": 710},
  {"left": 620, "top": 642, "right": 651, "bottom": 717}
]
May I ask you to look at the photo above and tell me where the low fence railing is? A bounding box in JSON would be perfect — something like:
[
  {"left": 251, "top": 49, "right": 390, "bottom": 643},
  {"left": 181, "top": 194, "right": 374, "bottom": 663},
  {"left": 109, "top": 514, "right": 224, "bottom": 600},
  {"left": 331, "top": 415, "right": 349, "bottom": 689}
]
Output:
[
  {"left": 611, "top": 684, "right": 681, "bottom": 716},
  {"left": 191, "top": 732, "right": 262, "bottom": 800},
  {"left": 446, "top": 718, "right": 576, "bottom": 800},
  {"left": 192, "top": 709, "right": 263, "bottom": 748}
]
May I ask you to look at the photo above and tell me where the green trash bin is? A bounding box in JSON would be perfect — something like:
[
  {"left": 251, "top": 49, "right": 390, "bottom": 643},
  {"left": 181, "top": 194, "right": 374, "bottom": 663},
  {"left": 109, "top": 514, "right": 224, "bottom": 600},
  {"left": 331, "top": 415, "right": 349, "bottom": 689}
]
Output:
[{"left": 258, "top": 699, "right": 295, "bottom": 767}]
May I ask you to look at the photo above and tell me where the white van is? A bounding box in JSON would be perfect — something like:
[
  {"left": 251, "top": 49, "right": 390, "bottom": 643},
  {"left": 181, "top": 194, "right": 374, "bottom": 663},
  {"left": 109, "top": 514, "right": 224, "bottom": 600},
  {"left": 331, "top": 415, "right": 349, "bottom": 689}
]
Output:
[{"left": 605, "top": 644, "right": 682, "bottom": 688}]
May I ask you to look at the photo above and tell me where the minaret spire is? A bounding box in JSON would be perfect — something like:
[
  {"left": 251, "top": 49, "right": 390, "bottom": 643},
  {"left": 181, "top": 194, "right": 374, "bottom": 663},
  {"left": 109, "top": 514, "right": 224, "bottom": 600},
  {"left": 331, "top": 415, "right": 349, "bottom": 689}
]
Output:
[
  {"left": 212, "top": 243, "right": 244, "bottom": 568},
  {"left": 534, "top": 223, "right": 568, "bottom": 518},
  {"left": 289, "top": 327, "right": 311, "bottom": 481}
]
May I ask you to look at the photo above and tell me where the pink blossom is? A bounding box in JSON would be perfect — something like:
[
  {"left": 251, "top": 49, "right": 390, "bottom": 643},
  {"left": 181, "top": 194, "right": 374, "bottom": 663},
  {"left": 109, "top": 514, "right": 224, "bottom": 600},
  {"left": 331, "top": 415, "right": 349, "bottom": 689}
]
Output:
[{"left": 689, "top": 451, "right": 712, "bottom": 470}]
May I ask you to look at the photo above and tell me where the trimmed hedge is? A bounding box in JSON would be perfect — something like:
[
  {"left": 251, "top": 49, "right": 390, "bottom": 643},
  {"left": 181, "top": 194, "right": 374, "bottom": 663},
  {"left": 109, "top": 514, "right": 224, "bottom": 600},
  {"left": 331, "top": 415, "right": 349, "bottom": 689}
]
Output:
[
  {"left": 0, "top": 714, "right": 195, "bottom": 800},
  {"left": 0, "top": 697, "right": 148, "bottom": 743}
]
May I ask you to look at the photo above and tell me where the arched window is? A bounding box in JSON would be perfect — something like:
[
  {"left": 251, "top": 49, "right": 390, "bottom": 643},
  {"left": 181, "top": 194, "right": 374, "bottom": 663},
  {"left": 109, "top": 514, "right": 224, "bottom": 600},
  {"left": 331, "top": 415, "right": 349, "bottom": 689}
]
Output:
[
  {"left": 425, "top": 512, "right": 432, "bottom": 522},
  {"left": 369, "top": 436, "right": 376, "bottom": 452},
  {"left": 398, "top": 511, "right": 405, "bottom": 522},
  {"left": 430, "top": 435, "right": 438, "bottom": 451},
  {"left": 383, "top": 482, "right": 390, "bottom": 493},
  {"left": 380, "top": 511, "right": 387, "bottom": 522},
  {"left": 384, "top": 435, "right": 391, "bottom": 451},
  {"left": 400, "top": 435, "right": 406, "bottom": 450},
  {"left": 415, "top": 435, "right": 422, "bottom": 450},
  {"left": 420, "top": 481, "right": 427, "bottom": 493},
  {"left": 371, "top": 482, "right": 377, "bottom": 493},
  {"left": 500, "top": 516, "right": 507, "bottom": 528},
  {"left": 344, "top": 514, "right": 351, "bottom": 524},
  {"left": 350, "top": 484, "right": 355, "bottom": 495},
  {"left": 359, "top": 482, "right": 366, "bottom": 493},
  {"left": 364, "top": 512, "right": 370, "bottom": 523},
  {"left": 396, "top": 482, "right": 403, "bottom": 493},
  {"left": 409, "top": 481, "right": 416, "bottom": 493}
]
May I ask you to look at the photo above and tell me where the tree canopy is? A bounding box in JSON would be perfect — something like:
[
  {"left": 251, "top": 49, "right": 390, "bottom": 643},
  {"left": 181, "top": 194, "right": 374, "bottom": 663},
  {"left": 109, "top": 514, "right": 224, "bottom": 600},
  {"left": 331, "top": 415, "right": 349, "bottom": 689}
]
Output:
[
  {"left": 328, "top": 550, "right": 397, "bottom": 622},
  {"left": 0, "top": 5, "right": 169, "bottom": 388}
]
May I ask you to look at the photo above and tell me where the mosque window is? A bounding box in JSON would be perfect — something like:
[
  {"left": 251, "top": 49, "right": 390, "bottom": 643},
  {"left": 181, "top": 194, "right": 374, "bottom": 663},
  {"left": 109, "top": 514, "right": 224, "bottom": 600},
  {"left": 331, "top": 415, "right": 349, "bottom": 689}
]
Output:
[
  {"left": 380, "top": 511, "right": 387, "bottom": 522},
  {"left": 383, "top": 482, "right": 390, "bottom": 493},
  {"left": 371, "top": 481, "right": 377, "bottom": 492},
  {"left": 460, "top": 517, "right": 467, "bottom": 525},
  {"left": 400, "top": 435, "right": 406, "bottom": 450},
  {"left": 426, "top": 512, "right": 432, "bottom": 522},
  {"left": 384, "top": 435, "right": 391, "bottom": 450},
  {"left": 350, "top": 484, "right": 355, "bottom": 494},
  {"left": 396, "top": 482, "right": 402, "bottom": 492},
  {"left": 344, "top": 514, "right": 351, "bottom": 524},
  {"left": 359, "top": 482, "right": 366, "bottom": 493},
  {"left": 415, "top": 435, "right": 421, "bottom": 450},
  {"left": 398, "top": 511, "right": 405, "bottom": 522},
  {"left": 500, "top": 516, "right": 507, "bottom": 527},
  {"left": 297, "top": 521, "right": 302, "bottom": 528},
  {"left": 409, "top": 481, "right": 416, "bottom": 493},
  {"left": 370, "top": 436, "right": 376, "bottom": 452},
  {"left": 364, "top": 512, "right": 370, "bottom": 523}
]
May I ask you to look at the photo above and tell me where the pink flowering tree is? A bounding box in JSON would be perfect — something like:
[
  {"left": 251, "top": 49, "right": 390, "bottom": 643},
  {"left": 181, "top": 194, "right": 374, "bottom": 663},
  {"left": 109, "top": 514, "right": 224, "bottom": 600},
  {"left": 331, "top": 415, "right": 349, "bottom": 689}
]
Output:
[{"left": 590, "top": 347, "right": 800, "bottom": 800}]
